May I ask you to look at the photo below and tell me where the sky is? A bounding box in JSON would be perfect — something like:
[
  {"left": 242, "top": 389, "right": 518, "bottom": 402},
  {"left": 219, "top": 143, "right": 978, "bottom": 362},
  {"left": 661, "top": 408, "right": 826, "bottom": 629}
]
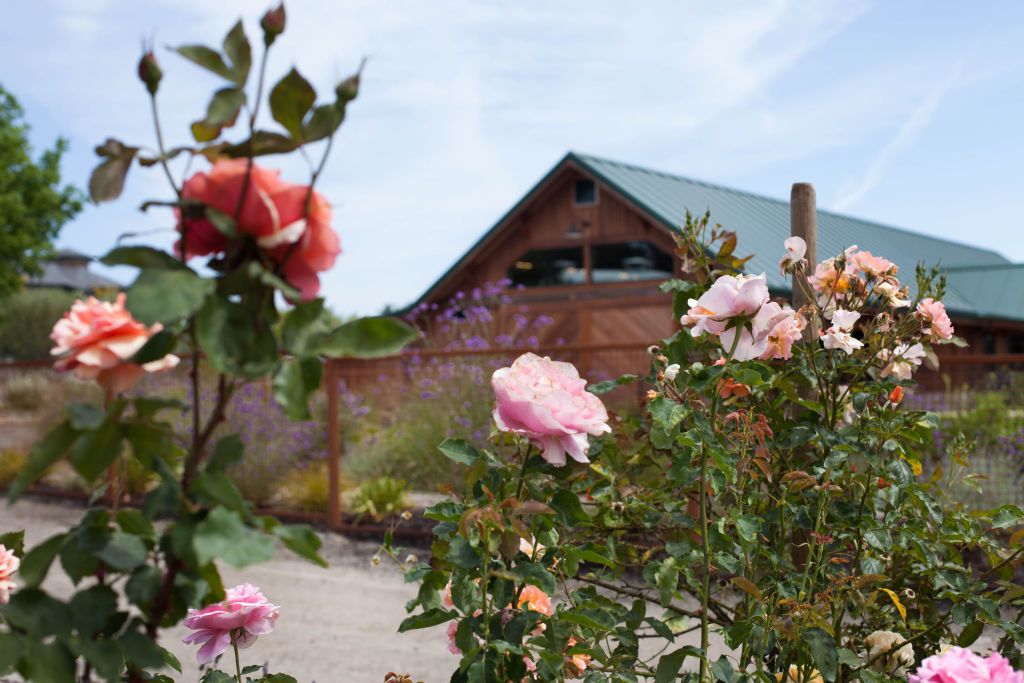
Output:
[{"left": 3, "top": 0, "right": 1023, "bottom": 316}]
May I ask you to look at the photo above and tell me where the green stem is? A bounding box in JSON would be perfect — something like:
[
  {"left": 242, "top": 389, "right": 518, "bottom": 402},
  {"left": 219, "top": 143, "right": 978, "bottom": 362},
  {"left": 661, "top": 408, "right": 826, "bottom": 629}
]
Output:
[{"left": 233, "top": 635, "right": 242, "bottom": 683}]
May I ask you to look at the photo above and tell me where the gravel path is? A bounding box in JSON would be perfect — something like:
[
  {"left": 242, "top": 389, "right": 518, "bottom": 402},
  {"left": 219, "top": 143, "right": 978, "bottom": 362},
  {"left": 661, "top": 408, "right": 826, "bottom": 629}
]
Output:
[{"left": 3, "top": 496, "right": 456, "bottom": 682}]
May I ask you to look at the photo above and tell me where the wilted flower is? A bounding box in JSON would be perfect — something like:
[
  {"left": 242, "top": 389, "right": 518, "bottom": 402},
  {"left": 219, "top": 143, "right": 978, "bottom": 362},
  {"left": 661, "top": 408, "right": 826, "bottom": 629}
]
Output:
[
  {"left": 880, "top": 342, "right": 926, "bottom": 380},
  {"left": 821, "top": 309, "right": 863, "bottom": 355},
  {"left": 865, "top": 630, "right": 915, "bottom": 676},
  {"left": 491, "top": 353, "right": 610, "bottom": 466},
  {"left": 565, "top": 637, "right": 592, "bottom": 678},
  {"left": 779, "top": 236, "right": 807, "bottom": 274},
  {"left": 0, "top": 544, "right": 19, "bottom": 605},
  {"left": 663, "top": 363, "right": 680, "bottom": 381},
  {"left": 182, "top": 583, "right": 279, "bottom": 664},
  {"left": 50, "top": 293, "right": 180, "bottom": 394}
]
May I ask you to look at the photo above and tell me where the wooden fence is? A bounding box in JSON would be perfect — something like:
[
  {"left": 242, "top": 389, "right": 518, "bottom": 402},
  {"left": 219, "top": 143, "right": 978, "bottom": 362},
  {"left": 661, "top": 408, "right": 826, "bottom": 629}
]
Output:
[{"left": 4, "top": 350, "right": 1024, "bottom": 528}]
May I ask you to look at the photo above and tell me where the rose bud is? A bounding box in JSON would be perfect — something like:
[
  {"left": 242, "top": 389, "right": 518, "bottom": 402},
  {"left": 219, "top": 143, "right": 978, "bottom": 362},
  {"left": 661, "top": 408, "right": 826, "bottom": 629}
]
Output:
[
  {"left": 138, "top": 51, "right": 162, "bottom": 95},
  {"left": 261, "top": 3, "right": 286, "bottom": 46}
]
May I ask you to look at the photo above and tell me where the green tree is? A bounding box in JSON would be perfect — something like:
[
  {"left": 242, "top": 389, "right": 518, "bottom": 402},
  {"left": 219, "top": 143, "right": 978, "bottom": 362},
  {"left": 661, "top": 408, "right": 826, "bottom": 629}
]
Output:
[{"left": 0, "top": 84, "right": 83, "bottom": 301}]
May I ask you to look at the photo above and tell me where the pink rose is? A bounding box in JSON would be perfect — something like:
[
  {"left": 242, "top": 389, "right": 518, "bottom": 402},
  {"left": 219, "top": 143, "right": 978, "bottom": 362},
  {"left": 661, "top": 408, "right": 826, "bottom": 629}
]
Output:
[
  {"left": 0, "top": 544, "right": 20, "bottom": 605},
  {"left": 910, "top": 647, "right": 1024, "bottom": 683},
  {"left": 491, "top": 353, "right": 610, "bottom": 466},
  {"left": 177, "top": 160, "right": 340, "bottom": 300},
  {"left": 681, "top": 274, "right": 784, "bottom": 361},
  {"left": 848, "top": 249, "right": 897, "bottom": 277},
  {"left": 50, "top": 293, "right": 180, "bottom": 395},
  {"left": 917, "top": 298, "right": 954, "bottom": 340},
  {"left": 446, "top": 621, "right": 461, "bottom": 655},
  {"left": 759, "top": 308, "right": 805, "bottom": 361},
  {"left": 182, "top": 583, "right": 279, "bottom": 664}
]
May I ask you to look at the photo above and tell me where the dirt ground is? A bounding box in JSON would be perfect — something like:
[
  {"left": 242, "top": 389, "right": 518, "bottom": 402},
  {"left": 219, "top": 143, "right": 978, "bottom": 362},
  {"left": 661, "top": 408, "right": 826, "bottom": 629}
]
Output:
[{"left": 4, "top": 496, "right": 458, "bottom": 682}]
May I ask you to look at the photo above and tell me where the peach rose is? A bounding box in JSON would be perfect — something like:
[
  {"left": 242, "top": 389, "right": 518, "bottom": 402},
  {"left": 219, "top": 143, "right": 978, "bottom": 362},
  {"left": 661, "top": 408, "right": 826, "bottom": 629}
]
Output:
[
  {"left": 0, "top": 543, "right": 19, "bottom": 605},
  {"left": 50, "top": 293, "right": 179, "bottom": 395},
  {"left": 517, "top": 585, "right": 553, "bottom": 616},
  {"left": 177, "top": 160, "right": 340, "bottom": 300},
  {"left": 917, "top": 297, "right": 954, "bottom": 340}
]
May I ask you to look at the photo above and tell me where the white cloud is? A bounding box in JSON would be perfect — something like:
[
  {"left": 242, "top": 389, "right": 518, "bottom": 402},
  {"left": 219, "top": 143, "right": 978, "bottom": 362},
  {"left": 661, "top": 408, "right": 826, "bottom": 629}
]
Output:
[{"left": 832, "top": 57, "right": 965, "bottom": 212}]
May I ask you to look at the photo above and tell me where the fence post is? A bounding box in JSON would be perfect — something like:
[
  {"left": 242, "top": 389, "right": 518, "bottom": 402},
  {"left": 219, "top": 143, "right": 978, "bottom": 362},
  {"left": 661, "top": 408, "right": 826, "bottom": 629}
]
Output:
[
  {"left": 325, "top": 358, "right": 341, "bottom": 530},
  {"left": 790, "top": 182, "right": 818, "bottom": 338}
]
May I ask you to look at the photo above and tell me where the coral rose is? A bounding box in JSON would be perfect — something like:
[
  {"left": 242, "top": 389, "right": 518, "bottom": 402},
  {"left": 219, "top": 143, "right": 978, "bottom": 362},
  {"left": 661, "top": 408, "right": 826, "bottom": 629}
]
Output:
[
  {"left": 182, "top": 583, "right": 279, "bottom": 664},
  {"left": 491, "top": 353, "right": 610, "bottom": 466},
  {"left": 0, "top": 543, "right": 19, "bottom": 605},
  {"left": 517, "top": 585, "right": 554, "bottom": 616},
  {"left": 177, "top": 159, "right": 340, "bottom": 300},
  {"left": 910, "top": 646, "right": 1024, "bottom": 683},
  {"left": 50, "top": 293, "right": 179, "bottom": 395}
]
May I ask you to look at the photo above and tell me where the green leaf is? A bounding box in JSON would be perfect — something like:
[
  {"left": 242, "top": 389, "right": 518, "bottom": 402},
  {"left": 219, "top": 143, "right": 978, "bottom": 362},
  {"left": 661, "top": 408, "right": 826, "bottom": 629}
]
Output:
[
  {"left": 192, "top": 472, "right": 247, "bottom": 513},
  {"left": 9, "top": 421, "right": 77, "bottom": 501},
  {"left": 302, "top": 103, "right": 345, "bottom": 142},
  {"left": 514, "top": 561, "right": 556, "bottom": 595},
  {"left": 196, "top": 295, "right": 278, "bottom": 378},
  {"left": 397, "top": 608, "right": 453, "bottom": 632},
  {"left": 207, "top": 434, "right": 244, "bottom": 473},
  {"left": 318, "top": 317, "right": 417, "bottom": 358},
  {"left": 0, "top": 530, "right": 24, "bottom": 556},
  {"left": 68, "top": 419, "right": 122, "bottom": 483},
  {"left": 272, "top": 524, "right": 327, "bottom": 567},
  {"left": 711, "top": 656, "right": 736, "bottom": 683},
  {"left": 18, "top": 533, "right": 67, "bottom": 588},
  {"left": 193, "top": 507, "right": 275, "bottom": 568},
  {"left": 89, "top": 138, "right": 139, "bottom": 203},
  {"left": 118, "top": 629, "right": 166, "bottom": 669},
  {"left": 67, "top": 403, "right": 106, "bottom": 430},
  {"left": 656, "top": 646, "right": 705, "bottom": 683},
  {"left": 280, "top": 299, "right": 328, "bottom": 355},
  {"left": 558, "top": 610, "right": 615, "bottom": 632},
  {"left": 22, "top": 640, "right": 76, "bottom": 683},
  {"left": 735, "top": 515, "right": 761, "bottom": 545},
  {"left": 222, "top": 20, "right": 252, "bottom": 87},
  {"left": 60, "top": 537, "right": 100, "bottom": 584},
  {"left": 125, "top": 565, "right": 163, "bottom": 605},
  {"left": 77, "top": 638, "right": 123, "bottom": 682},
  {"left": 958, "top": 620, "right": 984, "bottom": 647},
  {"left": 264, "top": 675, "right": 299, "bottom": 683},
  {"left": 438, "top": 438, "right": 482, "bottom": 466},
  {"left": 127, "top": 268, "right": 213, "bottom": 326},
  {"left": 70, "top": 585, "right": 118, "bottom": 638},
  {"left": 805, "top": 627, "right": 838, "bottom": 682},
  {"left": 94, "top": 532, "right": 148, "bottom": 570},
  {"left": 863, "top": 529, "right": 892, "bottom": 552},
  {"left": 219, "top": 130, "right": 299, "bottom": 157},
  {"left": 191, "top": 87, "right": 246, "bottom": 142},
  {"left": 269, "top": 68, "right": 317, "bottom": 139},
  {"left": 588, "top": 374, "right": 638, "bottom": 395},
  {"left": 990, "top": 505, "right": 1023, "bottom": 529},
  {"left": 101, "top": 245, "right": 187, "bottom": 270},
  {"left": 272, "top": 357, "right": 323, "bottom": 420},
  {"left": 129, "top": 329, "right": 177, "bottom": 366},
  {"left": 446, "top": 537, "right": 481, "bottom": 570},
  {"left": 0, "top": 633, "right": 23, "bottom": 675},
  {"left": 2, "top": 589, "right": 72, "bottom": 638},
  {"left": 175, "top": 44, "right": 234, "bottom": 81},
  {"left": 550, "top": 490, "right": 590, "bottom": 527}
]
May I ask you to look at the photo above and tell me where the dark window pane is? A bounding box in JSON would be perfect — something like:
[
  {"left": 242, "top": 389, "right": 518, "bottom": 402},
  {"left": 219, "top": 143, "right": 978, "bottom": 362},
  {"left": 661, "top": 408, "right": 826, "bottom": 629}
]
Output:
[
  {"left": 591, "top": 241, "right": 673, "bottom": 283},
  {"left": 508, "top": 247, "right": 585, "bottom": 288},
  {"left": 574, "top": 179, "right": 597, "bottom": 205}
]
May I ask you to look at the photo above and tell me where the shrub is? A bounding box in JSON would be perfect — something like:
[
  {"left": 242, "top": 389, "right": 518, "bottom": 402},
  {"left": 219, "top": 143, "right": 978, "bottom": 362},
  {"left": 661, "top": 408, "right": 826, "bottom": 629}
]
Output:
[
  {"left": 348, "top": 475, "right": 410, "bottom": 521},
  {"left": 0, "top": 448, "right": 26, "bottom": 487},
  {"left": 280, "top": 461, "right": 355, "bottom": 512},
  {"left": 2, "top": 373, "right": 49, "bottom": 411},
  {"left": 0, "top": 287, "right": 86, "bottom": 360}
]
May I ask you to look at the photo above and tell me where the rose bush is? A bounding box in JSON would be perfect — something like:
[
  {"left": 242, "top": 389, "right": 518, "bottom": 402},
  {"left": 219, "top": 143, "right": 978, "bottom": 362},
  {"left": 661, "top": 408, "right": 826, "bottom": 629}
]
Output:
[{"left": 394, "top": 212, "right": 1024, "bottom": 682}]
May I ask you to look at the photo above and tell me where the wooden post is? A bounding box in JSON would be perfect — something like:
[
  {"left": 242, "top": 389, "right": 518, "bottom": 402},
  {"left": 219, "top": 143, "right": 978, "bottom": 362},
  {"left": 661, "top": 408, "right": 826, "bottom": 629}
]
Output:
[
  {"left": 790, "top": 183, "right": 818, "bottom": 339},
  {"left": 325, "top": 358, "right": 341, "bottom": 530}
]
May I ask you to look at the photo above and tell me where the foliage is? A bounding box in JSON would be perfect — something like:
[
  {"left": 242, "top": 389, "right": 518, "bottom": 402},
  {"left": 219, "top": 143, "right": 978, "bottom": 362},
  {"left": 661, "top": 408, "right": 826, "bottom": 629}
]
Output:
[
  {"left": 0, "top": 288, "right": 87, "bottom": 360},
  {"left": 393, "top": 214, "right": 1024, "bottom": 682},
  {"left": 349, "top": 475, "right": 411, "bottom": 521},
  {"left": 0, "top": 85, "right": 84, "bottom": 303},
  {"left": 0, "top": 6, "right": 416, "bottom": 683},
  {"left": 280, "top": 461, "right": 354, "bottom": 512},
  {"left": 2, "top": 373, "right": 50, "bottom": 411},
  {"left": 0, "top": 448, "right": 27, "bottom": 487}
]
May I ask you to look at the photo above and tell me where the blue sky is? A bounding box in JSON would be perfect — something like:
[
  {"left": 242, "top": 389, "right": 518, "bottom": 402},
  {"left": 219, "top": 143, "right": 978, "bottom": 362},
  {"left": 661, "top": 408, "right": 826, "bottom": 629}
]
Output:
[{"left": 4, "top": 0, "right": 1023, "bottom": 316}]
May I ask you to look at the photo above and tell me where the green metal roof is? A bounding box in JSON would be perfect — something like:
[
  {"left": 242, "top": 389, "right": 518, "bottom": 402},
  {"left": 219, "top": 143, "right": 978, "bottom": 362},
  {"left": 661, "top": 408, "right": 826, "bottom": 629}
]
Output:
[{"left": 417, "top": 151, "right": 1018, "bottom": 320}]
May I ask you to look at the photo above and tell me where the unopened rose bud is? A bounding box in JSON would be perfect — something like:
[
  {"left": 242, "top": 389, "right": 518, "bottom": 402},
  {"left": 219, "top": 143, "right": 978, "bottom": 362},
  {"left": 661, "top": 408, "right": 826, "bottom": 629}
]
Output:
[
  {"left": 260, "top": 3, "right": 286, "bottom": 46},
  {"left": 889, "top": 386, "right": 904, "bottom": 405},
  {"left": 138, "top": 51, "right": 162, "bottom": 96},
  {"left": 646, "top": 390, "right": 659, "bottom": 401},
  {"left": 336, "top": 73, "right": 360, "bottom": 103}
]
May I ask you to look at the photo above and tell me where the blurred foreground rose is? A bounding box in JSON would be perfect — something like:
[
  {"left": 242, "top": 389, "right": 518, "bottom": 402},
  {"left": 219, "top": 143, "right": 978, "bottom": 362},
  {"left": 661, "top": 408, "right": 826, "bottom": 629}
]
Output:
[
  {"left": 182, "top": 583, "right": 279, "bottom": 664},
  {"left": 0, "top": 543, "right": 19, "bottom": 605},
  {"left": 491, "top": 353, "right": 610, "bottom": 466},
  {"left": 177, "top": 159, "right": 340, "bottom": 300},
  {"left": 50, "top": 293, "right": 179, "bottom": 395},
  {"left": 910, "top": 646, "right": 1024, "bottom": 683}
]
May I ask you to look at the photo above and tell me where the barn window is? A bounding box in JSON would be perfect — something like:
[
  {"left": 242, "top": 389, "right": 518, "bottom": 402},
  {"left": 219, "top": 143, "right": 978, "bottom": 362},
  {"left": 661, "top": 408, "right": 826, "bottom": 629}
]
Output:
[
  {"left": 574, "top": 179, "right": 598, "bottom": 206},
  {"left": 508, "top": 247, "right": 585, "bottom": 288},
  {"left": 591, "top": 241, "right": 673, "bottom": 283}
]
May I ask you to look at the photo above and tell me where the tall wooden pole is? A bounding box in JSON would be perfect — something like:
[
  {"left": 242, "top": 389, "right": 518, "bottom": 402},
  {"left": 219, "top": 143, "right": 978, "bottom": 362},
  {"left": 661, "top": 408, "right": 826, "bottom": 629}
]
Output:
[
  {"left": 326, "top": 358, "right": 341, "bottom": 530},
  {"left": 790, "top": 183, "right": 818, "bottom": 339}
]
